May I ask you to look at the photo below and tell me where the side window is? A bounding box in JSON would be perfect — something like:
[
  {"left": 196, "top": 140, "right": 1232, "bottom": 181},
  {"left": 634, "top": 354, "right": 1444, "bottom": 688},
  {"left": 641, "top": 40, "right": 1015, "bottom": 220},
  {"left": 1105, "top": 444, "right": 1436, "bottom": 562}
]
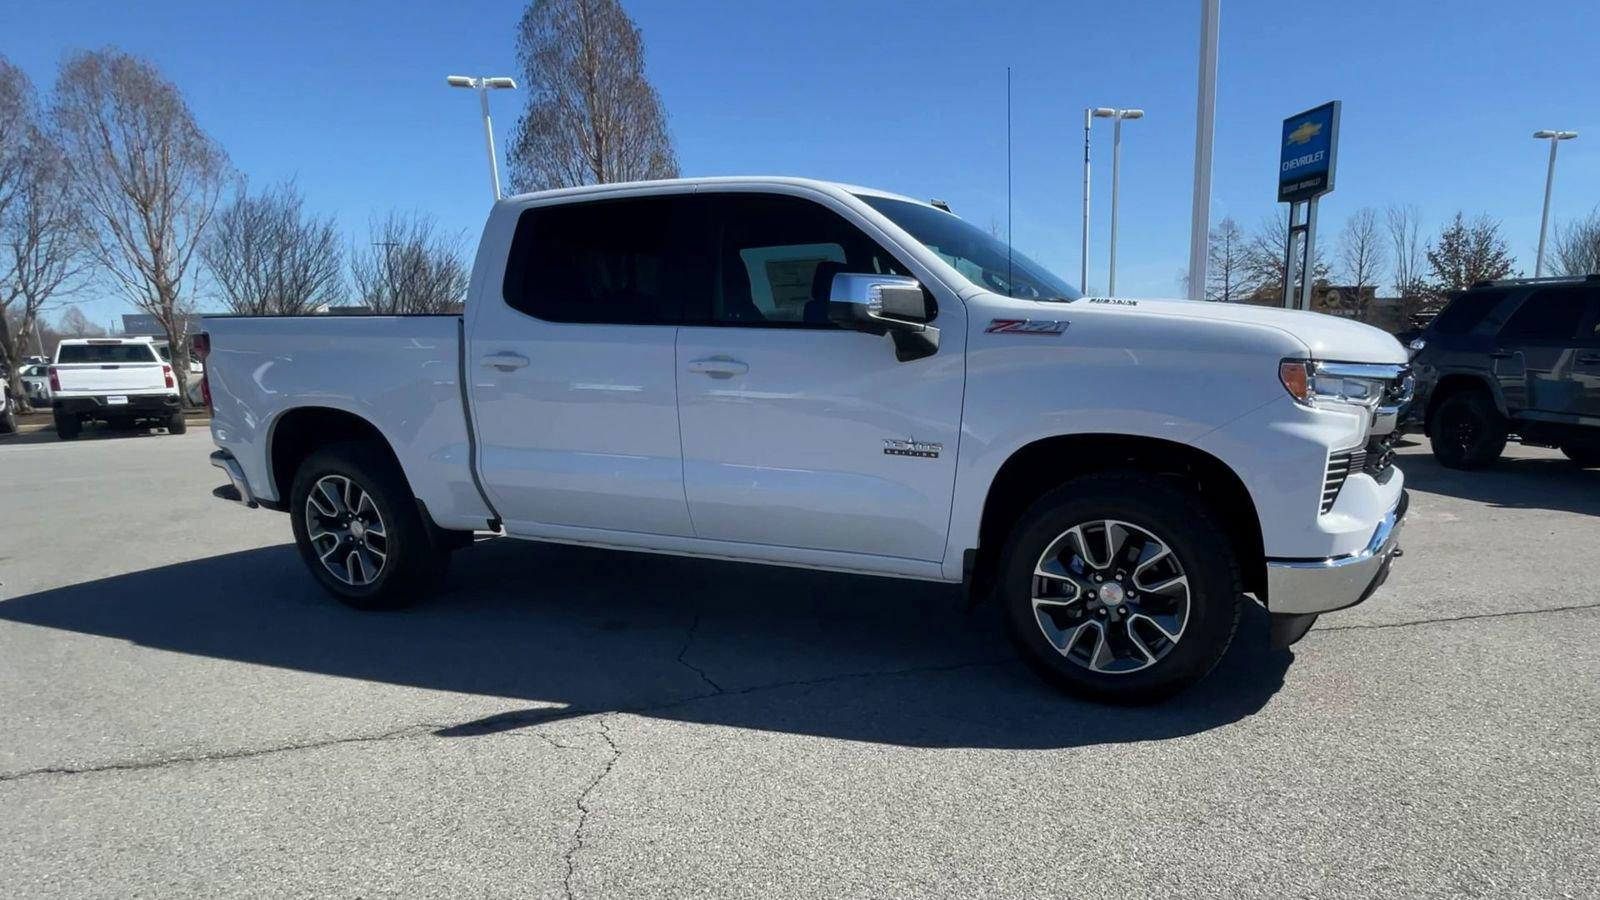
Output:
[
  {"left": 1498, "top": 288, "right": 1587, "bottom": 343},
  {"left": 1430, "top": 289, "right": 1508, "bottom": 336},
  {"left": 502, "top": 195, "right": 695, "bottom": 325},
  {"left": 701, "top": 193, "right": 911, "bottom": 327}
]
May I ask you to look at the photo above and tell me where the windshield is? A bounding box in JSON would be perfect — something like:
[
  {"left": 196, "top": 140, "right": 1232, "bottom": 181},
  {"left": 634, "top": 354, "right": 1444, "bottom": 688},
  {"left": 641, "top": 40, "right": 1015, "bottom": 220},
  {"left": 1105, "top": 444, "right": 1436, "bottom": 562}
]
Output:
[
  {"left": 56, "top": 343, "right": 160, "bottom": 364},
  {"left": 858, "top": 195, "right": 1082, "bottom": 302}
]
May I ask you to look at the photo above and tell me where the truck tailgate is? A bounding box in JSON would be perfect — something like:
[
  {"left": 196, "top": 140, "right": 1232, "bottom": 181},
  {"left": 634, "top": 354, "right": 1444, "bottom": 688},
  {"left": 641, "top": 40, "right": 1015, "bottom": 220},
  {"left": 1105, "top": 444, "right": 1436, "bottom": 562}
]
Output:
[
  {"left": 202, "top": 314, "right": 492, "bottom": 531},
  {"left": 53, "top": 362, "right": 168, "bottom": 395}
]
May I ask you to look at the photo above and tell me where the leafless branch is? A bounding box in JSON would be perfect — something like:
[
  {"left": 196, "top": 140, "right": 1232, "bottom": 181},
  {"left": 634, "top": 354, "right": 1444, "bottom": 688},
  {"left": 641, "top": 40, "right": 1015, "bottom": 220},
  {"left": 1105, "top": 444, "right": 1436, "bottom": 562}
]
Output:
[
  {"left": 203, "top": 180, "right": 344, "bottom": 315},
  {"left": 350, "top": 212, "right": 468, "bottom": 315}
]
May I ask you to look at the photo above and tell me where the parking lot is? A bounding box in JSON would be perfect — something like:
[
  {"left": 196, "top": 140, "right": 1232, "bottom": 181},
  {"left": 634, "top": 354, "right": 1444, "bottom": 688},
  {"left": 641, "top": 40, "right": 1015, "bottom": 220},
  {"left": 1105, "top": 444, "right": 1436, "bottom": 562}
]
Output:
[{"left": 1, "top": 428, "right": 1596, "bottom": 898}]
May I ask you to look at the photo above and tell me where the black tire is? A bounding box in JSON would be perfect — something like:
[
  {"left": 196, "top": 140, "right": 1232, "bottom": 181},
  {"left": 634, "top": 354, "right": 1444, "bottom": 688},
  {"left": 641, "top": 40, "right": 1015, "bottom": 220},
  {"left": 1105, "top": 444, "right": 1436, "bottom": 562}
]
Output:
[
  {"left": 167, "top": 411, "right": 188, "bottom": 434},
  {"left": 54, "top": 411, "right": 80, "bottom": 441},
  {"left": 0, "top": 406, "right": 14, "bottom": 434},
  {"left": 997, "top": 472, "right": 1242, "bottom": 704},
  {"left": 1560, "top": 443, "right": 1600, "bottom": 467},
  {"left": 1428, "top": 391, "right": 1505, "bottom": 470},
  {"left": 288, "top": 440, "right": 442, "bottom": 610}
]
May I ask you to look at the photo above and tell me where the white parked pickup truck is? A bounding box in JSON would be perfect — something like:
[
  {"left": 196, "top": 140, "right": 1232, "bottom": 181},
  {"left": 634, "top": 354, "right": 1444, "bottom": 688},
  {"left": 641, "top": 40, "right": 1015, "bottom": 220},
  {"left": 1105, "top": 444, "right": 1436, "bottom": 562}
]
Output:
[
  {"left": 204, "top": 177, "right": 1411, "bottom": 702},
  {"left": 51, "top": 337, "right": 186, "bottom": 439}
]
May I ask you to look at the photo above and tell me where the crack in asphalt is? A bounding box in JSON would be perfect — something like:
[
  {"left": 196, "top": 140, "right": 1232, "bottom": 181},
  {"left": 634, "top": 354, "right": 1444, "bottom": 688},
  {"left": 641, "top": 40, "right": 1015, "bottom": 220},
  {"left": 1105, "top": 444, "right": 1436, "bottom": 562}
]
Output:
[
  {"left": 674, "top": 612, "right": 724, "bottom": 694},
  {"left": 561, "top": 716, "right": 619, "bottom": 900},
  {"left": 0, "top": 722, "right": 435, "bottom": 784},
  {"left": 1317, "top": 601, "right": 1600, "bottom": 633}
]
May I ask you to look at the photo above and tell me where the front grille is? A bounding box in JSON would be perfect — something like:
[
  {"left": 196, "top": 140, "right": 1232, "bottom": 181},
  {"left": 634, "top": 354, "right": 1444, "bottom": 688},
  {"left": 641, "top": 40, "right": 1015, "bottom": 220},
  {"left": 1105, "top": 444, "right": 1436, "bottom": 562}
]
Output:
[
  {"left": 1322, "top": 449, "right": 1363, "bottom": 514},
  {"left": 1323, "top": 436, "right": 1398, "bottom": 514}
]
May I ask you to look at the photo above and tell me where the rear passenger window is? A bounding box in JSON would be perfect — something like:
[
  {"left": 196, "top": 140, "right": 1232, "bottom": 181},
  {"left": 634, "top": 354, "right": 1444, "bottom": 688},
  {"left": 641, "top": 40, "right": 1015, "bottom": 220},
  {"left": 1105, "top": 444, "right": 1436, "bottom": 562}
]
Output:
[
  {"left": 1499, "top": 288, "right": 1587, "bottom": 342},
  {"left": 502, "top": 195, "right": 695, "bottom": 325}
]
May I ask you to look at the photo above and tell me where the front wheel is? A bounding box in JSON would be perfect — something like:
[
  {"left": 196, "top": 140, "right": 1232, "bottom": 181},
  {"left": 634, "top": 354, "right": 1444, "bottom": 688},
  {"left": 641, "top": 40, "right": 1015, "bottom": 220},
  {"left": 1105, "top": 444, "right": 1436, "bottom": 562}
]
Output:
[
  {"left": 997, "top": 472, "right": 1242, "bottom": 704},
  {"left": 289, "top": 441, "right": 443, "bottom": 610},
  {"left": 1429, "top": 391, "right": 1505, "bottom": 469}
]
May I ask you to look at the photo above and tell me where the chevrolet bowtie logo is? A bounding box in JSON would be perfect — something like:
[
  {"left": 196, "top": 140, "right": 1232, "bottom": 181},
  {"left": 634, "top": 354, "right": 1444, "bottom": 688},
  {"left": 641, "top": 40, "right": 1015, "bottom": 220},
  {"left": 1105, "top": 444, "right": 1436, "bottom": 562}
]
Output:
[{"left": 1287, "top": 121, "right": 1322, "bottom": 146}]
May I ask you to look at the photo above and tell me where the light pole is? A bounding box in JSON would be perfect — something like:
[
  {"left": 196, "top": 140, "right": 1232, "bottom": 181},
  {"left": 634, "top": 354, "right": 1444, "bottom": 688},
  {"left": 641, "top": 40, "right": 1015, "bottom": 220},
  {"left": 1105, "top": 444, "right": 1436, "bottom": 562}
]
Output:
[
  {"left": 1104, "top": 108, "right": 1144, "bottom": 296},
  {"left": 1187, "top": 0, "right": 1220, "bottom": 300},
  {"left": 1532, "top": 129, "right": 1577, "bottom": 277},
  {"left": 1083, "top": 108, "right": 1115, "bottom": 291},
  {"left": 447, "top": 75, "right": 518, "bottom": 201}
]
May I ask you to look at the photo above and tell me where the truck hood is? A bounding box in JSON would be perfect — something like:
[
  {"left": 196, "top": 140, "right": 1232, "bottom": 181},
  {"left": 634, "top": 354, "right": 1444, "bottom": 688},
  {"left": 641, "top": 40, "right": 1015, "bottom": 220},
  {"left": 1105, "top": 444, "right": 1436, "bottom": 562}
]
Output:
[{"left": 1088, "top": 297, "right": 1407, "bottom": 365}]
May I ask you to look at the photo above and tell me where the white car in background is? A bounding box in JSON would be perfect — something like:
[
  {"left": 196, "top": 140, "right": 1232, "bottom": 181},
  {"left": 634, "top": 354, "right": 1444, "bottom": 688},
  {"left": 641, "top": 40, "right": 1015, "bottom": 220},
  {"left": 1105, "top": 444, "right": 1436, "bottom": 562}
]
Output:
[{"left": 20, "top": 363, "right": 51, "bottom": 406}]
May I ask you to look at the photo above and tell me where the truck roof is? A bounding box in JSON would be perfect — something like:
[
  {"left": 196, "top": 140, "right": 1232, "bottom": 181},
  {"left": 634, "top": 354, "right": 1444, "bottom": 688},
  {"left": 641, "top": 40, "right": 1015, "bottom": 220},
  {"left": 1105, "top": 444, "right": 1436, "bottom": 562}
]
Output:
[
  {"left": 501, "top": 176, "right": 932, "bottom": 210},
  {"left": 57, "top": 336, "right": 156, "bottom": 345}
]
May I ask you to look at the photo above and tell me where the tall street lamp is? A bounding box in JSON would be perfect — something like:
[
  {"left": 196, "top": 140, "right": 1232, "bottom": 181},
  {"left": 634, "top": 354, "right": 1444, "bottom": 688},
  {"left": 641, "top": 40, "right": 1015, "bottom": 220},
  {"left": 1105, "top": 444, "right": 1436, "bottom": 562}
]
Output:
[
  {"left": 1532, "top": 129, "right": 1577, "bottom": 277},
  {"left": 1082, "top": 108, "right": 1116, "bottom": 291},
  {"left": 447, "top": 75, "right": 518, "bottom": 201},
  {"left": 1104, "top": 108, "right": 1144, "bottom": 296}
]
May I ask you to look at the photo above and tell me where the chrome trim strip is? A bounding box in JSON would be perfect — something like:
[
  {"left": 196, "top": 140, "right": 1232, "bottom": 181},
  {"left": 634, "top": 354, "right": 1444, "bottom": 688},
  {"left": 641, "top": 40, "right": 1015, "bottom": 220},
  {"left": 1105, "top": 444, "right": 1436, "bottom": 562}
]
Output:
[
  {"left": 1315, "top": 361, "right": 1406, "bottom": 380},
  {"left": 209, "top": 449, "right": 258, "bottom": 508}
]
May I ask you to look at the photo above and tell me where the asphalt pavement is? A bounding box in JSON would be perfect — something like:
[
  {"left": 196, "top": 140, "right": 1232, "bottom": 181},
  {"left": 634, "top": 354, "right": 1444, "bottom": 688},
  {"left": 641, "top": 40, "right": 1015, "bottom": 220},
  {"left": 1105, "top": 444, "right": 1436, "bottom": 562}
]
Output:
[{"left": 1, "top": 428, "right": 1596, "bottom": 898}]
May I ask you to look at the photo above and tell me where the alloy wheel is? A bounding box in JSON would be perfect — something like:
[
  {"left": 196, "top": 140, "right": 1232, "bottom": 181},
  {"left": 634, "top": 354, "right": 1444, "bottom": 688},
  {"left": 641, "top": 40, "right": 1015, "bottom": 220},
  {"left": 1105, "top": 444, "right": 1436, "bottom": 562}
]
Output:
[
  {"left": 305, "top": 474, "right": 389, "bottom": 586},
  {"left": 1031, "top": 519, "right": 1191, "bottom": 674}
]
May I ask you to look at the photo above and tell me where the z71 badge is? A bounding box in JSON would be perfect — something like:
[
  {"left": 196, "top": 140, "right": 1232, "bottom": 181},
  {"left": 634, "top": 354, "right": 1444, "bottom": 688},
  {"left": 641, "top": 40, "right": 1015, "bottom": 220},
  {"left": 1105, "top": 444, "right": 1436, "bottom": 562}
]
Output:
[{"left": 985, "top": 319, "right": 1069, "bottom": 335}]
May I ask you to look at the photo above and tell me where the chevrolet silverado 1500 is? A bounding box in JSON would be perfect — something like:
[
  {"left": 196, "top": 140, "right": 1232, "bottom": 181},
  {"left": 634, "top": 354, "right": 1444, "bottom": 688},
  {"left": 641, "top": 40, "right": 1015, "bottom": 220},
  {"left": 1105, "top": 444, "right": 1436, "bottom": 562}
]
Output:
[{"left": 204, "top": 177, "right": 1411, "bottom": 702}]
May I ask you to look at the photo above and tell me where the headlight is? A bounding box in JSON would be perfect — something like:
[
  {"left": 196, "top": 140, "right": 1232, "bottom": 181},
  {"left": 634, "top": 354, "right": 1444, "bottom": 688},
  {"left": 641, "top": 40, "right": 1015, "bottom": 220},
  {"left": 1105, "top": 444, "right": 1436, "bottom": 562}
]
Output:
[
  {"left": 1408, "top": 337, "right": 1426, "bottom": 352},
  {"left": 1279, "top": 360, "right": 1395, "bottom": 409}
]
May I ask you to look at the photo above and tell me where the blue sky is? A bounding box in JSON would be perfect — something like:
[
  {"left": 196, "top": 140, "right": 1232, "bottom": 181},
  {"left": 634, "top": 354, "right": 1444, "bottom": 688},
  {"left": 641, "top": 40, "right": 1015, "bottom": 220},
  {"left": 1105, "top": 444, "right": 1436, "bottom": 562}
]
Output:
[{"left": 5, "top": 0, "right": 1598, "bottom": 327}]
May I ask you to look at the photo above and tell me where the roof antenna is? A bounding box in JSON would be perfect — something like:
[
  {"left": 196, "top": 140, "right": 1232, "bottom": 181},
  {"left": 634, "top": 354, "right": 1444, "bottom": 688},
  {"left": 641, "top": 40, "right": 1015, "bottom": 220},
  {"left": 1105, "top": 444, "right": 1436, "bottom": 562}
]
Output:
[{"left": 1006, "top": 66, "right": 1013, "bottom": 293}]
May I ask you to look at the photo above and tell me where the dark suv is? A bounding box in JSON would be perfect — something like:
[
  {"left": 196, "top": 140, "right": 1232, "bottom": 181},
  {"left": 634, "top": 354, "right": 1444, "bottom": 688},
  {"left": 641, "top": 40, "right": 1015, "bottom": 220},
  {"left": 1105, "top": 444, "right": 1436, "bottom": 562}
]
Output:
[{"left": 1407, "top": 275, "right": 1600, "bottom": 468}]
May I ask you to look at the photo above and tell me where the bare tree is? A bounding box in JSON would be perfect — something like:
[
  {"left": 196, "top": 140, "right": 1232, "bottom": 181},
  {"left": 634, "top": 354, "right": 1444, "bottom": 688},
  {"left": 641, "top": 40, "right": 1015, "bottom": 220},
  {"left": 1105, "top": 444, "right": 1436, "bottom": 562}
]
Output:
[
  {"left": 508, "top": 0, "right": 678, "bottom": 193},
  {"left": 203, "top": 181, "right": 344, "bottom": 315},
  {"left": 1427, "top": 212, "right": 1515, "bottom": 293},
  {"left": 1385, "top": 204, "right": 1430, "bottom": 325},
  {"left": 1, "top": 129, "right": 90, "bottom": 409},
  {"left": 1205, "top": 217, "right": 1245, "bottom": 302},
  {"left": 1552, "top": 208, "right": 1600, "bottom": 276},
  {"left": 52, "top": 48, "right": 230, "bottom": 398},
  {"left": 1336, "top": 208, "right": 1386, "bottom": 320},
  {"left": 0, "top": 57, "right": 30, "bottom": 235},
  {"left": 350, "top": 213, "right": 468, "bottom": 314},
  {"left": 1241, "top": 209, "right": 1328, "bottom": 302},
  {"left": 56, "top": 306, "right": 106, "bottom": 339}
]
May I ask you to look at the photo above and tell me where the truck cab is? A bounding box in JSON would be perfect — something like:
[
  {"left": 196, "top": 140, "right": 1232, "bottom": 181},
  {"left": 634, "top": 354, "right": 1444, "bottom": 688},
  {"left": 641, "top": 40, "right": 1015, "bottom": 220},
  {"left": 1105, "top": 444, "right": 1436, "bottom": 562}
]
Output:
[{"left": 204, "top": 177, "right": 1411, "bottom": 702}]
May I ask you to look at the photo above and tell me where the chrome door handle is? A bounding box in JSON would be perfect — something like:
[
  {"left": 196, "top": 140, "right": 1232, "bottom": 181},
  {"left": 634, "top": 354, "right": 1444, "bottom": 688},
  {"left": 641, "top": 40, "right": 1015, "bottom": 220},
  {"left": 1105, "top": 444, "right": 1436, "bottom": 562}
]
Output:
[
  {"left": 481, "top": 352, "right": 530, "bottom": 371},
  {"left": 687, "top": 357, "right": 748, "bottom": 378}
]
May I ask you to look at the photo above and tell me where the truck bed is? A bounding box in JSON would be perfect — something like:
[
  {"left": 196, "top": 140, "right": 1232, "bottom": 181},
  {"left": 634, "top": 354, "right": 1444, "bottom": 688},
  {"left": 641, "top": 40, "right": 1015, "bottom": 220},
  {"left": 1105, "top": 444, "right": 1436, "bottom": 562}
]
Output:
[{"left": 203, "top": 314, "right": 493, "bottom": 531}]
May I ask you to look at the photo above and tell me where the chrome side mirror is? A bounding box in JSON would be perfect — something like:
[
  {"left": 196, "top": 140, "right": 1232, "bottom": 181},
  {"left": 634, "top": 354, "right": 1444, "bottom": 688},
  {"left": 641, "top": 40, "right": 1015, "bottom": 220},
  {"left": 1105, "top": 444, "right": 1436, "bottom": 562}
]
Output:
[{"left": 827, "top": 273, "right": 940, "bottom": 362}]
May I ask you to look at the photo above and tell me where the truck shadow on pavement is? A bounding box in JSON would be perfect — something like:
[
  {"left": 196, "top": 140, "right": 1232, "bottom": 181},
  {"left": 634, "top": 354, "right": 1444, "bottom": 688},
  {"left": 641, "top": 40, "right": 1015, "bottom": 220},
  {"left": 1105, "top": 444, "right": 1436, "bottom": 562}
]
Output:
[
  {"left": 0, "top": 539, "right": 1290, "bottom": 750},
  {"left": 1398, "top": 450, "right": 1600, "bottom": 517}
]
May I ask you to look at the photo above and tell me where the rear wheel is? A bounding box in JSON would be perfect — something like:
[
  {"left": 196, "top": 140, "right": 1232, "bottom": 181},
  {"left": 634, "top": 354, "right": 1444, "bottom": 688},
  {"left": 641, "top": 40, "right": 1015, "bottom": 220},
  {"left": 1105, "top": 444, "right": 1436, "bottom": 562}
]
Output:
[
  {"left": 1429, "top": 391, "right": 1505, "bottom": 469},
  {"left": 54, "top": 411, "right": 80, "bottom": 441},
  {"left": 167, "top": 411, "right": 188, "bottom": 434},
  {"left": 0, "top": 406, "right": 14, "bottom": 434},
  {"left": 997, "top": 472, "right": 1242, "bottom": 704},
  {"left": 289, "top": 441, "right": 442, "bottom": 610},
  {"left": 1560, "top": 442, "right": 1600, "bottom": 467}
]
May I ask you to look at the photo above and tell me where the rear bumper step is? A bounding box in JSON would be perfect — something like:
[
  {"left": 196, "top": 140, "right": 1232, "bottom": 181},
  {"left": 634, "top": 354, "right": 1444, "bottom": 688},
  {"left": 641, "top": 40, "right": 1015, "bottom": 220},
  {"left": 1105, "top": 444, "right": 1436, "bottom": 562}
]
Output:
[{"left": 210, "top": 450, "right": 258, "bottom": 509}]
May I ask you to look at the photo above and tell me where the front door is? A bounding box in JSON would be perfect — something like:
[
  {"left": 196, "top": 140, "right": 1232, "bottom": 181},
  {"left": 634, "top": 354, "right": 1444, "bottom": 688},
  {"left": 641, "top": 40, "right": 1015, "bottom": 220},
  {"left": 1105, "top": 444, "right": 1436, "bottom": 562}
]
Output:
[
  {"left": 468, "top": 192, "right": 699, "bottom": 537},
  {"left": 674, "top": 191, "right": 966, "bottom": 562}
]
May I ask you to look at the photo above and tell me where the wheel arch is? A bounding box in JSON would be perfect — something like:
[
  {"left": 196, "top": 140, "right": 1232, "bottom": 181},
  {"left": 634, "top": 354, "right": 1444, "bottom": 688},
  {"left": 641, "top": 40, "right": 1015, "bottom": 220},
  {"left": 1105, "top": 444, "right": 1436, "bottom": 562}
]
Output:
[
  {"left": 1423, "top": 372, "right": 1502, "bottom": 434},
  {"left": 969, "top": 434, "right": 1265, "bottom": 602},
  {"left": 266, "top": 406, "right": 409, "bottom": 511}
]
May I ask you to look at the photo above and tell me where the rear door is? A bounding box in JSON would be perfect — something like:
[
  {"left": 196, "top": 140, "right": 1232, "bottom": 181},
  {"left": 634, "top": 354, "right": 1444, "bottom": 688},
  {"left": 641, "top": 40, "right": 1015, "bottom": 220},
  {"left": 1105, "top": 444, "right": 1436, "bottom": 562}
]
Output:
[
  {"left": 673, "top": 191, "right": 966, "bottom": 562},
  {"left": 467, "top": 192, "right": 700, "bottom": 538},
  {"left": 1572, "top": 286, "right": 1600, "bottom": 420},
  {"left": 53, "top": 342, "right": 168, "bottom": 395},
  {"left": 1493, "top": 286, "right": 1590, "bottom": 420}
]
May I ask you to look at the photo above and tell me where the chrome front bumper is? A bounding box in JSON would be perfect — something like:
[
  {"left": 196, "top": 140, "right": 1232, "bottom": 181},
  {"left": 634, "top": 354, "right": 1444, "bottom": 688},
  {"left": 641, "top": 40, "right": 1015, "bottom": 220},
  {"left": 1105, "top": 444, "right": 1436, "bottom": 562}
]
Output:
[
  {"left": 209, "top": 449, "right": 258, "bottom": 508},
  {"left": 1265, "top": 491, "right": 1408, "bottom": 615}
]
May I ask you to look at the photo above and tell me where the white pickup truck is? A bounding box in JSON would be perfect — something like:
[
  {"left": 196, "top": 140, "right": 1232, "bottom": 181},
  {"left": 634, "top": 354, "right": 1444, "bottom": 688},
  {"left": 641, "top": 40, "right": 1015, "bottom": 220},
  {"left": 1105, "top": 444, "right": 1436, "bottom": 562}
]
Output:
[
  {"left": 50, "top": 337, "right": 186, "bottom": 439},
  {"left": 204, "top": 177, "right": 1411, "bottom": 702}
]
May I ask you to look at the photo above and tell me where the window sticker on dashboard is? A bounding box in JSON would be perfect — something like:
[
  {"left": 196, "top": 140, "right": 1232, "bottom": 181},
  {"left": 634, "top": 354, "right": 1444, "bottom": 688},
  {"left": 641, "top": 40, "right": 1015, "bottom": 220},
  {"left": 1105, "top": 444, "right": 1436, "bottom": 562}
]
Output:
[{"left": 986, "top": 319, "right": 1069, "bottom": 335}]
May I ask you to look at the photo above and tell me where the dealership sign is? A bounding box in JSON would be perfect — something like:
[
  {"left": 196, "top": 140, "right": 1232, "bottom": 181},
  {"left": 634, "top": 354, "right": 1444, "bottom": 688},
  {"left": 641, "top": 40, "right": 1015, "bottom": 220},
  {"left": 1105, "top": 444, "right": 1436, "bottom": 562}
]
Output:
[{"left": 1278, "top": 101, "right": 1340, "bottom": 202}]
